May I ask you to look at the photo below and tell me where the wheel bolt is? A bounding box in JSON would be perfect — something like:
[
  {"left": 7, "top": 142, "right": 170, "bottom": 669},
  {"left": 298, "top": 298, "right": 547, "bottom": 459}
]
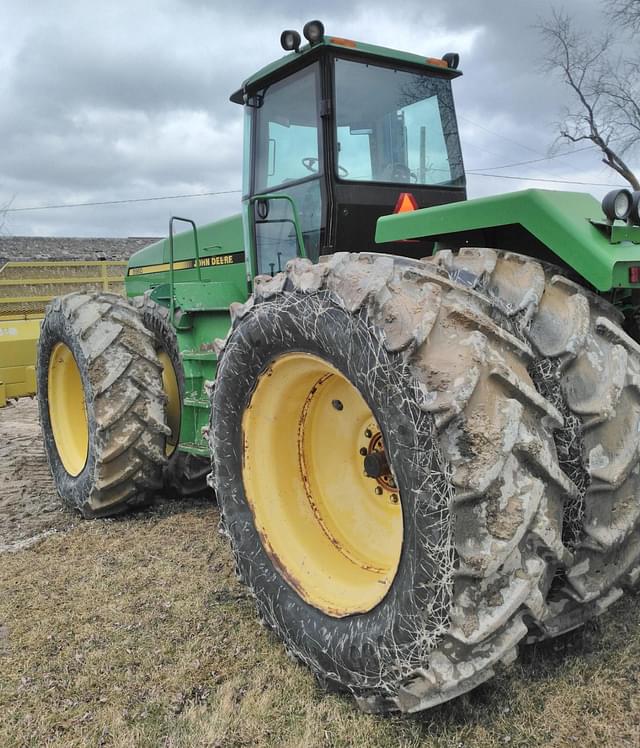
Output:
[
  {"left": 390, "top": 493, "right": 399, "bottom": 504},
  {"left": 364, "top": 429, "right": 372, "bottom": 438},
  {"left": 375, "top": 487, "right": 383, "bottom": 495},
  {"left": 359, "top": 447, "right": 367, "bottom": 456}
]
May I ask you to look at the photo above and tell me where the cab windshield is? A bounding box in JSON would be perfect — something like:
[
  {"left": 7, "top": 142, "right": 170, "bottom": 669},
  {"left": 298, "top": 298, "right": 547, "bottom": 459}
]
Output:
[{"left": 334, "top": 58, "right": 465, "bottom": 186}]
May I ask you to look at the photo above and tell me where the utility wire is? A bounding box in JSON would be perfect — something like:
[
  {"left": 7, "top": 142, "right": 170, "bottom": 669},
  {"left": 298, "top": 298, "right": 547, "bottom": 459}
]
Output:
[
  {"left": 4, "top": 189, "right": 242, "bottom": 213},
  {"left": 467, "top": 145, "right": 597, "bottom": 171},
  {"left": 466, "top": 171, "right": 625, "bottom": 187},
  {"left": 457, "top": 114, "right": 546, "bottom": 157},
  {"left": 3, "top": 172, "right": 622, "bottom": 215},
  {"left": 2, "top": 150, "right": 625, "bottom": 215}
]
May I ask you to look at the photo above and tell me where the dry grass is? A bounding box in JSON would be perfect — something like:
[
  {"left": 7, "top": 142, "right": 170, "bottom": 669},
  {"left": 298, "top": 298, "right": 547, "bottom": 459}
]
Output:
[{"left": 1, "top": 496, "right": 639, "bottom": 748}]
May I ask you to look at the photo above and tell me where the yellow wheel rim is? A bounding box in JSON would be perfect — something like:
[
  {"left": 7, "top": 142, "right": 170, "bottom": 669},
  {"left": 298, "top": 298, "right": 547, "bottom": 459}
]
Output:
[
  {"left": 242, "top": 352, "right": 403, "bottom": 617},
  {"left": 158, "top": 351, "right": 180, "bottom": 456},
  {"left": 48, "top": 342, "right": 89, "bottom": 476}
]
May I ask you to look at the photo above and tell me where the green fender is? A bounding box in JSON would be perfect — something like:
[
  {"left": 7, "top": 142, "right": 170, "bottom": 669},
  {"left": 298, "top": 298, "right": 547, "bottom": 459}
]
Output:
[{"left": 375, "top": 188, "right": 640, "bottom": 291}]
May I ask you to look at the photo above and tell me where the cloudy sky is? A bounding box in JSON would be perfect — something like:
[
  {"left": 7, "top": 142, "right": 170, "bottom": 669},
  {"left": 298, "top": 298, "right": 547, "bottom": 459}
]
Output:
[{"left": 0, "top": 0, "right": 633, "bottom": 238}]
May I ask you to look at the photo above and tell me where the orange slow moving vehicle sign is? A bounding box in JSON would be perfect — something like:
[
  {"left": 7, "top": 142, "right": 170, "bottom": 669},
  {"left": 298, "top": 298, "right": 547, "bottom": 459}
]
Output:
[
  {"left": 393, "top": 192, "right": 418, "bottom": 214},
  {"left": 391, "top": 193, "right": 420, "bottom": 244}
]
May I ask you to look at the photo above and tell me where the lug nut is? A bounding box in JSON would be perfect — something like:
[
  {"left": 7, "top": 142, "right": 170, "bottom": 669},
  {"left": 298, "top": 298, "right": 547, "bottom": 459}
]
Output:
[
  {"left": 390, "top": 493, "right": 399, "bottom": 504},
  {"left": 359, "top": 447, "right": 367, "bottom": 456},
  {"left": 364, "top": 429, "right": 372, "bottom": 438},
  {"left": 375, "top": 487, "right": 383, "bottom": 495}
]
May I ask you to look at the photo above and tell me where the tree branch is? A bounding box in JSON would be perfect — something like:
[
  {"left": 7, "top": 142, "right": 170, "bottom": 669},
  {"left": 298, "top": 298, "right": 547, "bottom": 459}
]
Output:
[
  {"left": 605, "top": 0, "right": 640, "bottom": 32},
  {"left": 539, "top": 8, "right": 639, "bottom": 189}
]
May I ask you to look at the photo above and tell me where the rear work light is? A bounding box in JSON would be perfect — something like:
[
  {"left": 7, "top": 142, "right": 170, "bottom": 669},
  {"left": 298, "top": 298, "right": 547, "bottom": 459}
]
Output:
[
  {"left": 629, "top": 266, "right": 640, "bottom": 284},
  {"left": 602, "top": 188, "right": 632, "bottom": 222}
]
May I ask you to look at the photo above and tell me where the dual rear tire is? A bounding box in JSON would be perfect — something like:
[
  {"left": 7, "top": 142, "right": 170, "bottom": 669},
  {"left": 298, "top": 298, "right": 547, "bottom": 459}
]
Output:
[
  {"left": 210, "top": 253, "right": 576, "bottom": 711},
  {"left": 132, "top": 293, "right": 213, "bottom": 500},
  {"left": 38, "top": 292, "right": 210, "bottom": 518},
  {"left": 38, "top": 292, "right": 168, "bottom": 518}
]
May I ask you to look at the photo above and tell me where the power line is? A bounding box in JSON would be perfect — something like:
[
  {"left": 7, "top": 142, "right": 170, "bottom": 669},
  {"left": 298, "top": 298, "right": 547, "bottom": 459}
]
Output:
[
  {"left": 457, "top": 117, "right": 623, "bottom": 178},
  {"left": 458, "top": 114, "right": 546, "bottom": 157},
  {"left": 4, "top": 189, "right": 242, "bottom": 213},
  {"left": 3, "top": 168, "right": 625, "bottom": 217},
  {"left": 467, "top": 145, "right": 597, "bottom": 172},
  {"left": 466, "top": 171, "right": 625, "bottom": 187}
]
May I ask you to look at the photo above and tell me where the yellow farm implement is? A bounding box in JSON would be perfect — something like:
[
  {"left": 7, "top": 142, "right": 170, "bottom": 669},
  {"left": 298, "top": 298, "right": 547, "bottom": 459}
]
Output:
[{"left": 0, "top": 260, "right": 127, "bottom": 406}]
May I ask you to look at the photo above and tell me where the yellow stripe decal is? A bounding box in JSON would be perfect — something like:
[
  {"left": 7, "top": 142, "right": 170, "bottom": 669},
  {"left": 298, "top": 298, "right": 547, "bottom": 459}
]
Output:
[{"left": 127, "top": 252, "right": 244, "bottom": 277}]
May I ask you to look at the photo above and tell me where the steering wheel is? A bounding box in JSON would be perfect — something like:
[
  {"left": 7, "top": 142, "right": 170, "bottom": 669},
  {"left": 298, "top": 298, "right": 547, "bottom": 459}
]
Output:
[
  {"left": 302, "top": 156, "right": 349, "bottom": 178},
  {"left": 386, "top": 163, "right": 417, "bottom": 183},
  {"left": 302, "top": 156, "right": 319, "bottom": 173}
]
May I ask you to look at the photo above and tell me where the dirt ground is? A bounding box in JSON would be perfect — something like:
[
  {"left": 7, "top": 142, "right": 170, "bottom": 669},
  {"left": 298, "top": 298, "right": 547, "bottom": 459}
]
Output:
[
  {"left": 0, "top": 398, "right": 76, "bottom": 553},
  {"left": 1, "top": 399, "right": 640, "bottom": 747}
]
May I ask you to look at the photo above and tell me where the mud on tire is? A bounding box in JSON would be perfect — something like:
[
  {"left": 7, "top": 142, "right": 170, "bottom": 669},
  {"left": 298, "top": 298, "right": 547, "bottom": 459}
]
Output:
[
  {"left": 133, "top": 292, "right": 213, "bottom": 500},
  {"left": 37, "top": 292, "right": 168, "bottom": 518},
  {"left": 432, "top": 248, "right": 640, "bottom": 639},
  {"left": 210, "top": 253, "right": 574, "bottom": 712}
]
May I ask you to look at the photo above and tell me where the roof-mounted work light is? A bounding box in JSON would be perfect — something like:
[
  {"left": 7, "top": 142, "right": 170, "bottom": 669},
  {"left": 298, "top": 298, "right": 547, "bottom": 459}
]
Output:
[
  {"left": 601, "top": 188, "right": 632, "bottom": 222},
  {"left": 280, "top": 29, "right": 301, "bottom": 52},
  {"left": 442, "top": 52, "right": 460, "bottom": 69},
  {"left": 303, "top": 20, "right": 325, "bottom": 45}
]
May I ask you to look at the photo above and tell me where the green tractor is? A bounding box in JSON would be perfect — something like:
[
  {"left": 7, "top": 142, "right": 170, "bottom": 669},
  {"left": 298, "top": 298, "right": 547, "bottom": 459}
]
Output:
[{"left": 37, "top": 20, "right": 640, "bottom": 713}]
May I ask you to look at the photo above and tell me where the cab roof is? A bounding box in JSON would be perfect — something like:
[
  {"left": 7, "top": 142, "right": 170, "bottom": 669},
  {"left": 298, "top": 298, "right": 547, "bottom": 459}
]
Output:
[{"left": 230, "top": 35, "right": 462, "bottom": 105}]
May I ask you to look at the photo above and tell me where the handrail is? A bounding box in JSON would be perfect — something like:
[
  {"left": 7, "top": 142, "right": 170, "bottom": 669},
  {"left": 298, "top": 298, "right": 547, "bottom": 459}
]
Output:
[{"left": 169, "top": 216, "right": 201, "bottom": 321}]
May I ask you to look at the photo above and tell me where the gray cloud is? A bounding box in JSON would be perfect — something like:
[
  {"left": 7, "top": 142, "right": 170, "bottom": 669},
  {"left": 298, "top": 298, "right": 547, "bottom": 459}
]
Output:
[{"left": 0, "top": 0, "right": 632, "bottom": 238}]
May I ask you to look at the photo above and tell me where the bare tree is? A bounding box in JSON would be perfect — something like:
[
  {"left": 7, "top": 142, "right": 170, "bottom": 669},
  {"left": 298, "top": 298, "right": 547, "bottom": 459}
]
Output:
[
  {"left": 606, "top": 0, "right": 640, "bottom": 31},
  {"left": 539, "top": 8, "right": 639, "bottom": 190}
]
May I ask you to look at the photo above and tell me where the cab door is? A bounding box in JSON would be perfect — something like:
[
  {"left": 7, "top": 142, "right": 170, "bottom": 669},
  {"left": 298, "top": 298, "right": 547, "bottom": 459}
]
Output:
[{"left": 247, "top": 62, "right": 326, "bottom": 277}]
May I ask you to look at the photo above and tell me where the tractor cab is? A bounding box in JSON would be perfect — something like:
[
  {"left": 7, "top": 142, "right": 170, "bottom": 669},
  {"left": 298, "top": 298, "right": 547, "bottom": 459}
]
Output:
[{"left": 230, "top": 21, "right": 466, "bottom": 277}]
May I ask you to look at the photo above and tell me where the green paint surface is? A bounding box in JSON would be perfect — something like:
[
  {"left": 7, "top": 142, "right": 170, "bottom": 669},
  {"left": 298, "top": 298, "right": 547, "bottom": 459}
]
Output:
[
  {"left": 375, "top": 188, "right": 640, "bottom": 290},
  {"left": 125, "top": 213, "right": 247, "bottom": 456}
]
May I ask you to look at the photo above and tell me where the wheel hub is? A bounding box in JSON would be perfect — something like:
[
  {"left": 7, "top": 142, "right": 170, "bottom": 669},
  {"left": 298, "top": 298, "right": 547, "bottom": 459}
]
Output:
[
  {"left": 363, "top": 430, "right": 396, "bottom": 492},
  {"left": 241, "top": 352, "right": 403, "bottom": 617},
  {"left": 363, "top": 450, "right": 388, "bottom": 479},
  {"left": 47, "top": 342, "right": 89, "bottom": 476}
]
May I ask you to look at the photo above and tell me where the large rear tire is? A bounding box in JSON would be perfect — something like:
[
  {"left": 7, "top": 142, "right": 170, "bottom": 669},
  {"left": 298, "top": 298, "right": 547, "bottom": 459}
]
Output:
[
  {"left": 210, "top": 253, "right": 573, "bottom": 712},
  {"left": 132, "top": 293, "right": 213, "bottom": 500},
  {"left": 37, "top": 292, "right": 168, "bottom": 518},
  {"left": 430, "top": 248, "right": 640, "bottom": 638}
]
